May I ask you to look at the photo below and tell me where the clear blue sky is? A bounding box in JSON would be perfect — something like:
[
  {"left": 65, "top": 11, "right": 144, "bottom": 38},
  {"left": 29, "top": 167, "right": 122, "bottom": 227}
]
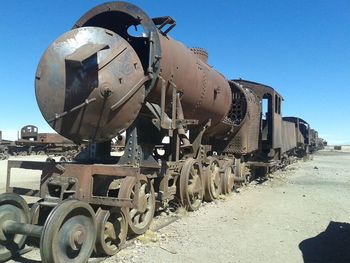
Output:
[{"left": 0, "top": 0, "right": 349, "bottom": 144}]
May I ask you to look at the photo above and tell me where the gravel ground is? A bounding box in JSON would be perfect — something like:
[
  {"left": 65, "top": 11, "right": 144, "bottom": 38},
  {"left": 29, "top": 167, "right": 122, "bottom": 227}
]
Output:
[{"left": 2, "top": 148, "right": 350, "bottom": 263}]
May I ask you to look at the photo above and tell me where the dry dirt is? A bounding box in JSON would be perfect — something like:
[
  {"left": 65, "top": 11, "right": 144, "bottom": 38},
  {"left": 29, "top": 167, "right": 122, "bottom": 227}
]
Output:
[{"left": 2, "top": 148, "right": 350, "bottom": 263}]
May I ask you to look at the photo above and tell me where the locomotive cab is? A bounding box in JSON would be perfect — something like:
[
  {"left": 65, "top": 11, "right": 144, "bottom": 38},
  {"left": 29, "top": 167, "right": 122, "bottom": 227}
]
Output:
[{"left": 234, "top": 79, "right": 284, "bottom": 160}]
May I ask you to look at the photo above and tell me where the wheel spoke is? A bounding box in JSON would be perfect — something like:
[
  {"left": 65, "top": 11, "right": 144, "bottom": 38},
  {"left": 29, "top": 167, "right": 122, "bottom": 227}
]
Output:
[
  {"left": 179, "top": 158, "right": 203, "bottom": 211},
  {"left": 105, "top": 222, "right": 117, "bottom": 240},
  {"left": 133, "top": 214, "right": 141, "bottom": 225},
  {"left": 129, "top": 208, "right": 138, "bottom": 220},
  {"left": 139, "top": 183, "right": 146, "bottom": 195},
  {"left": 95, "top": 209, "right": 127, "bottom": 256},
  {"left": 119, "top": 176, "right": 155, "bottom": 235}
]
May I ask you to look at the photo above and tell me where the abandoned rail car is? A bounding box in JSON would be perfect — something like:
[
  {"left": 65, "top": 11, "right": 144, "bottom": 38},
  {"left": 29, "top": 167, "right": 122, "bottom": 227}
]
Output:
[{"left": 1, "top": 125, "right": 80, "bottom": 157}]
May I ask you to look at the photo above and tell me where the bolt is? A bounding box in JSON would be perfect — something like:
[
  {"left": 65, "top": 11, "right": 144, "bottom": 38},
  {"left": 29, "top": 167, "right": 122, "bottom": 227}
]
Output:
[{"left": 100, "top": 82, "right": 113, "bottom": 98}]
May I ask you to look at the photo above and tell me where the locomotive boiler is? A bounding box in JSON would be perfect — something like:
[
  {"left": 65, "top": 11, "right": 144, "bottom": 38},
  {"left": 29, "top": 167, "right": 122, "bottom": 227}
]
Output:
[
  {"left": 0, "top": 2, "right": 321, "bottom": 263},
  {"left": 35, "top": 5, "right": 234, "bottom": 144}
]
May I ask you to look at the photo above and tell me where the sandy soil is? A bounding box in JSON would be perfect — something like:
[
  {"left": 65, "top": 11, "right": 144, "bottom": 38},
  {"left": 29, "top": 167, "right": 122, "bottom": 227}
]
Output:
[
  {"left": 0, "top": 155, "right": 47, "bottom": 193},
  {"left": 2, "top": 149, "right": 350, "bottom": 263}
]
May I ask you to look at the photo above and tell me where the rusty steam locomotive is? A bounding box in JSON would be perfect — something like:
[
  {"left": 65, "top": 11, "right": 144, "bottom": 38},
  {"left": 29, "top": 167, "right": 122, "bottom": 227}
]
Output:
[{"left": 0, "top": 2, "right": 324, "bottom": 262}]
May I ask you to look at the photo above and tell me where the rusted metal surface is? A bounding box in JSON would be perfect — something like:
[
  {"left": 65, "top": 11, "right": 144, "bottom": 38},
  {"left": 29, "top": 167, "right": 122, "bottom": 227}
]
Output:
[
  {"left": 35, "top": 2, "right": 232, "bottom": 143},
  {"left": 281, "top": 120, "right": 297, "bottom": 153},
  {"left": 283, "top": 117, "right": 310, "bottom": 145},
  {"left": 212, "top": 81, "right": 261, "bottom": 155},
  {"left": 234, "top": 79, "right": 284, "bottom": 157},
  {"left": 149, "top": 34, "right": 232, "bottom": 136},
  {"left": 283, "top": 117, "right": 310, "bottom": 154},
  {"left": 190, "top": 47, "right": 208, "bottom": 63},
  {"left": 36, "top": 26, "right": 146, "bottom": 143},
  {"left": 6, "top": 160, "right": 138, "bottom": 208},
  {"left": 73, "top": 1, "right": 162, "bottom": 90}
]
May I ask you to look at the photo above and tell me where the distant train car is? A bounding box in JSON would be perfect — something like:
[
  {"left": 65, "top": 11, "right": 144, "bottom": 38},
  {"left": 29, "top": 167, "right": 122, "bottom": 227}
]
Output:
[
  {"left": 0, "top": 131, "right": 16, "bottom": 159},
  {"left": 6, "top": 125, "right": 80, "bottom": 156},
  {"left": 283, "top": 117, "right": 310, "bottom": 156},
  {"left": 20, "top": 125, "right": 38, "bottom": 140},
  {"left": 0, "top": 131, "right": 11, "bottom": 160},
  {"left": 309, "top": 129, "right": 326, "bottom": 151}
]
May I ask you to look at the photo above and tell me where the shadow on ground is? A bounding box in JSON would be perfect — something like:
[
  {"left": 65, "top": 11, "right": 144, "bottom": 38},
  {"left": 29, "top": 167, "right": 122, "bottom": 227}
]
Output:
[
  {"left": 299, "top": 221, "right": 350, "bottom": 263},
  {"left": 12, "top": 257, "right": 40, "bottom": 263}
]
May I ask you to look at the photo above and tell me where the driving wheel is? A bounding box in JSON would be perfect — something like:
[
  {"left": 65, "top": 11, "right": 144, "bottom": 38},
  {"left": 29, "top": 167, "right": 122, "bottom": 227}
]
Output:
[
  {"left": 0, "top": 193, "right": 30, "bottom": 262},
  {"left": 203, "top": 157, "right": 221, "bottom": 201},
  {"left": 179, "top": 158, "right": 204, "bottom": 211},
  {"left": 221, "top": 163, "right": 235, "bottom": 194},
  {"left": 40, "top": 200, "right": 96, "bottom": 263},
  {"left": 118, "top": 175, "right": 155, "bottom": 235},
  {"left": 94, "top": 208, "right": 127, "bottom": 256}
]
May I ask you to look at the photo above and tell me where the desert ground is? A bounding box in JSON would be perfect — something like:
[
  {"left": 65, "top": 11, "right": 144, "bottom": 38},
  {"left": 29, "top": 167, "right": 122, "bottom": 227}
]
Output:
[{"left": 1, "top": 146, "right": 350, "bottom": 263}]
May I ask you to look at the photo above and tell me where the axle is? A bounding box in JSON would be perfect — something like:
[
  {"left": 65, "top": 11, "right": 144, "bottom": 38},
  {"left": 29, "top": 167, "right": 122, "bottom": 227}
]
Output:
[{"left": 3, "top": 220, "right": 42, "bottom": 239}]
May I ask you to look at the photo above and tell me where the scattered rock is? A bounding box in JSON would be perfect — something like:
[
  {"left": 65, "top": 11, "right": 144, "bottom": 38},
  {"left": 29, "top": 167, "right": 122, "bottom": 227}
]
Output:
[
  {"left": 176, "top": 207, "right": 188, "bottom": 218},
  {"left": 159, "top": 245, "right": 177, "bottom": 254},
  {"left": 136, "top": 230, "right": 158, "bottom": 244}
]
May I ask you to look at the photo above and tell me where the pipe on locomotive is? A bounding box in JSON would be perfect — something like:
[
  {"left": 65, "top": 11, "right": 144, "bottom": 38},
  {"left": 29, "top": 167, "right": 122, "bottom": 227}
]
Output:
[{"left": 35, "top": 2, "right": 250, "bottom": 144}]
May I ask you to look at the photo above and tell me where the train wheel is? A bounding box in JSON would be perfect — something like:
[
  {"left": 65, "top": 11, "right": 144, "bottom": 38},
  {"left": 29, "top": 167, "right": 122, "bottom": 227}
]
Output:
[
  {"left": 235, "top": 159, "right": 247, "bottom": 186},
  {"left": 25, "top": 202, "right": 42, "bottom": 247},
  {"left": 221, "top": 164, "right": 235, "bottom": 194},
  {"left": 40, "top": 200, "right": 96, "bottom": 263},
  {"left": 119, "top": 175, "right": 155, "bottom": 235},
  {"left": 179, "top": 158, "right": 203, "bottom": 211},
  {"left": 203, "top": 157, "right": 221, "bottom": 202},
  {"left": 0, "top": 193, "right": 30, "bottom": 262},
  {"left": 94, "top": 208, "right": 127, "bottom": 256}
]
